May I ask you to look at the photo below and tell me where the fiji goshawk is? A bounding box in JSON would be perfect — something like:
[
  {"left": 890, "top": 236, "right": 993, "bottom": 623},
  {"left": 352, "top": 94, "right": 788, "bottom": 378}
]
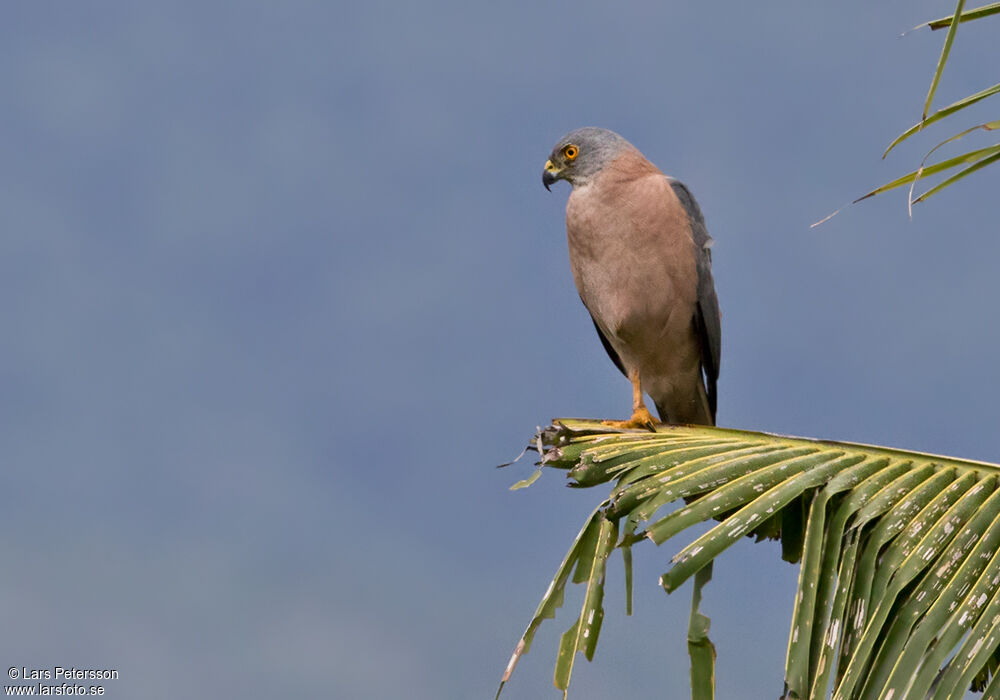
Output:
[{"left": 542, "top": 127, "right": 721, "bottom": 428}]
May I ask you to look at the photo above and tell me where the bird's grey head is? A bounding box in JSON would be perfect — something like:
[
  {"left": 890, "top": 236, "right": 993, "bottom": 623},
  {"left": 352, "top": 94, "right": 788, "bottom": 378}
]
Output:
[{"left": 542, "top": 127, "right": 633, "bottom": 191}]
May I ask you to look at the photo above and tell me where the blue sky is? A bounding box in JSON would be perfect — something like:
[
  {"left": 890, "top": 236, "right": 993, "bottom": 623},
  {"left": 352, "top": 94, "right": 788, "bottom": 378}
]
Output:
[{"left": 1, "top": 2, "right": 997, "bottom": 698}]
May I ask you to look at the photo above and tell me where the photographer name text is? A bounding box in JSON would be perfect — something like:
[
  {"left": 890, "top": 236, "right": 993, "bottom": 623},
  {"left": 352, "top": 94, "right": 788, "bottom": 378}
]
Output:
[{"left": 8, "top": 669, "right": 117, "bottom": 681}]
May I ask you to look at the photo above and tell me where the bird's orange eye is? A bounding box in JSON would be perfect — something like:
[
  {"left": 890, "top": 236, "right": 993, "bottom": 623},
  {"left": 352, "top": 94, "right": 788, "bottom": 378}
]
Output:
[{"left": 564, "top": 145, "right": 579, "bottom": 160}]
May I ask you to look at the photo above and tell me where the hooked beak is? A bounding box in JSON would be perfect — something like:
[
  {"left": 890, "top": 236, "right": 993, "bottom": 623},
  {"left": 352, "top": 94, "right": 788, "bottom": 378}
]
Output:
[{"left": 542, "top": 159, "right": 561, "bottom": 191}]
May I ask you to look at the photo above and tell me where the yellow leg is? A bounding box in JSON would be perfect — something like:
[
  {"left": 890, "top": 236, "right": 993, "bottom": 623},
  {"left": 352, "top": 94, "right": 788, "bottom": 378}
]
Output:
[{"left": 602, "top": 369, "right": 658, "bottom": 430}]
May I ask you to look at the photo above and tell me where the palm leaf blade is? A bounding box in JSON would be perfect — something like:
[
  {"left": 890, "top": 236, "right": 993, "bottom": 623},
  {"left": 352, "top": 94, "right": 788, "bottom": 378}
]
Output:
[
  {"left": 834, "top": 471, "right": 990, "bottom": 699},
  {"left": 923, "top": 0, "right": 966, "bottom": 120},
  {"left": 496, "top": 505, "right": 604, "bottom": 698},
  {"left": 688, "top": 563, "right": 717, "bottom": 700},
  {"left": 925, "top": 1, "right": 1000, "bottom": 29},
  {"left": 883, "top": 82, "right": 1000, "bottom": 156},
  {"left": 857, "top": 481, "right": 1000, "bottom": 698},
  {"left": 554, "top": 515, "right": 617, "bottom": 694},
  {"left": 833, "top": 468, "right": 959, "bottom": 684},
  {"left": 645, "top": 451, "right": 843, "bottom": 546},
  {"left": 499, "top": 421, "right": 1000, "bottom": 698},
  {"left": 783, "top": 457, "right": 894, "bottom": 698},
  {"left": 914, "top": 150, "right": 1000, "bottom": 203},
  {"left": 662, "top": 453, "right": 865, "bottom": 593},
  {"left": 856, "top": 144, "right": 1000, "bottom": 202}
]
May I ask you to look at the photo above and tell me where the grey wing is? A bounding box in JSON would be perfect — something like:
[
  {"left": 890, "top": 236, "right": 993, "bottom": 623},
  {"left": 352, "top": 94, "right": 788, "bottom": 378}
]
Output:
[
  {"left": 669, "top": 179, "right": 721, "bottom": 422},
  {"left": 590, "top": 313, "right": 626, "bottom": 377}
]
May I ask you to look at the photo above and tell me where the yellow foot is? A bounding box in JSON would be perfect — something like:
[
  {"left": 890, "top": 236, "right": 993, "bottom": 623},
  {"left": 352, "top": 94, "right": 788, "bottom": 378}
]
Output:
[{"left": 602, "top": 407, "right": 658, "bottom": 431}]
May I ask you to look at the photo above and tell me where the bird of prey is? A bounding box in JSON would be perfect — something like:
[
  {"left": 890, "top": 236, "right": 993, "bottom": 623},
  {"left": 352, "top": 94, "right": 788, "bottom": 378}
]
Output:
[{"left": 542, "top": 127, "right": 721, "bottom": 428}]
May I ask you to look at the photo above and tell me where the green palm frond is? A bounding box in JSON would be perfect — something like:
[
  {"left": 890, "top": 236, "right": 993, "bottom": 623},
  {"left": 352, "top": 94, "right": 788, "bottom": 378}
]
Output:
[
  {"left": 861, "top": 0, "right": 999, "bottom": 209},
  {"left": 498, "top": 420, "right": 1000, "bottom": 699}
]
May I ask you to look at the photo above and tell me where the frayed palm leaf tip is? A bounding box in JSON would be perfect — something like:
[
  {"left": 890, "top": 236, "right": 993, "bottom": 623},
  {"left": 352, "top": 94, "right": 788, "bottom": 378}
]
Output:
[{"left": 499, "top": 419, "right": 1000, "bottom": 699}]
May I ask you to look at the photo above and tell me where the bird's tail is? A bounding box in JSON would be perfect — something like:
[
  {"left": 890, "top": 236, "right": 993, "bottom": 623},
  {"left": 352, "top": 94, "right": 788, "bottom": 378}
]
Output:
[{"left": 654, "top": 381, "right": 715, "bottom": 427}]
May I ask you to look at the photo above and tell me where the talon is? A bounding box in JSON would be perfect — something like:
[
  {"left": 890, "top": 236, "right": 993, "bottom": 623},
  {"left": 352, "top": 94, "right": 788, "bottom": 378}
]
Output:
[{"left": 602, "top": 407, "right": 658, "bottom": 431}]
